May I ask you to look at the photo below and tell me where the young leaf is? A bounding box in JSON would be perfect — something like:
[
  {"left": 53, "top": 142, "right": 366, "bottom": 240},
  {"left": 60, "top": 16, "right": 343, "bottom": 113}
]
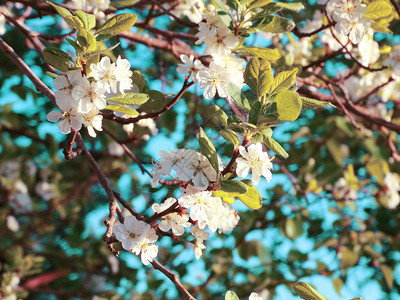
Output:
[
  {"left": 213, "top": 0, "right": 233, "bottom": 27},
  {"left": 220, "top": 129, "right": 239, "bottom": 148},
  {"left": 139, "top": 90, "right": 165, "bottom": 113},
  {"left": 293, "top": 282, "right": 328, "bottom": 300},
  {"left": 77, "top": 29, "right": 97, "bottom": 52},
  {"left": 212, "top": 192, "right": 235, "bottom": 204},
  {"left": 301, "top": 97, "right": 333, "bottom": 109},
  {"left": 237, "top": 185, "right": 263, "bottom": 209},
  {"left": 131, "top": 70, "right": 147, "bottom": 92},
  {"left": 95, "top": 13, "right": 138, "bottom": 41},
  {"left": 248, "top": 0, "right": 273, "bottom": 9},
  {"left": 111, "top": 0, "right": 140, "bottom": 6},
  {"left": 220, "top": 180, "right": 248, "bottom": 194},
  {"left": 244, "top": 57, "right": 273, "bottom": 98},
  {"left": 75, "top": 10, "right": 96, "bottom": 30},
  {"left": 364, "top": 1, "right": 393, "bottom": 20},
  {"left": 270, "top": 68, "right": 298, "bottom": 95},
  {"left": 248, "top": 101, "right": 262, "bottom": 125},
  {"left": 208, "top": 105, "right": 228, "bottom": 126},
  {"left": 273, "top": 91, "right": 302, "bottom": 122},
  {"left": 260, "top": 15, "right": 295, "bottom": 33},
  {"left": 236, "top": 46, "right": 281, "bottom": 62},
  {"left": 263, "top": 134, "right": 289, "bottom": 159},
  {"left": 105, "top": 104, "right": 139, "bottom": 115},
  {"left": 106, "top": 93, "right": 149, "bottom": 106},
  {"left": 66, "top": 37, "right": 84, "bottom": 53},
  {"left": 227, "top": 83, "right": 251, "bottom": 111},
  {"left": 268, "top": 2, "right": 305, "bottom": 11},
  {"left": 43, "top": 47, "right": 72, "bottom": 72},
  {"left": 199, "top": 127, "right": 220, "bottom": 173}
]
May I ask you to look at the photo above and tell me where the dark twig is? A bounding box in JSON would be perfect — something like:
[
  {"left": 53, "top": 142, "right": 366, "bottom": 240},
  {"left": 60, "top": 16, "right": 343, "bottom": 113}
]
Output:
[
  {"left": 102, "top": 80, "right": 195, "bottom": 124},
  {"left": 0, "top": 37, "right": 57, "bottom": 106},
  {"left": 151, "top": 259, "right": 196, "bottom": 300},
  {"left": 147, "top": 200, "right": 179, "bottom": 224}
]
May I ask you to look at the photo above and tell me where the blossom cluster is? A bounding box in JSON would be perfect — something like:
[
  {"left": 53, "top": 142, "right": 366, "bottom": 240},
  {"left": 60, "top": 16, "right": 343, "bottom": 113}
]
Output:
[
  {"left": 177, "top": 5, "right": 245, "bottom": 99},
  {"left": 47, "top": 56, "right": 133, "bottom": 137},
  {"left": 113, "top": 215, "right": 159, "bottom": 265}
]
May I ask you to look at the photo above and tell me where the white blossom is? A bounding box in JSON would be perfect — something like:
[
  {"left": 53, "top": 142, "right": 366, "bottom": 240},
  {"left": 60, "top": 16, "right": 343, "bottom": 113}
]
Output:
[
  {"left": 108, "top": 141, "right": 125, "bottom": 157},
  {"left": 384, "top": 173, "right": 400, "bottom": 209},
  {"left": 152, "top": 197, "right": 190, "bottom": 236},
  {"left": 113, "top": 215, "right": 150, "bottom": 251},
  {"left": 114, "top": 56, "right": 133, "bottom": 94},
  {"left": 177, "top": 54, "right": 204, "bottom": 82},
  {"left": 191, "top": 225, "right": 210, "bottom": 259},
  {"left": 236, "top": 143, "right": 273, "bottom": 186},
  {"left": 82, "top": 109, "right": 103, "bottom": 137},
  {"left": 90, "top": 56, "right": 117, "bottom": 94},
  {"left": 198, "top": 61, "right": 230, "bottom": 99},
  {"left": 72, "top": 77, "right": 106, "bottom": 112},
  {"left": 6, "top": 215, "right": 19, "bottom": 232},
  {"left": 179, "top": 191, "right": 222, "bottom": 231},
  {"left": 0, "top": 14, "right": 6, "bottom": 35},
  {"left": 47, "top": 103, "right": 83, "bottom": 135},
  {"left": 249, "top": 293, "right": 262, "bottom": 300},
  {"left": 166, "top": 0, "right": 205, "bottom": 24},
  {"left": 131, "top": 228, "right": 159, "bottom": 265}
]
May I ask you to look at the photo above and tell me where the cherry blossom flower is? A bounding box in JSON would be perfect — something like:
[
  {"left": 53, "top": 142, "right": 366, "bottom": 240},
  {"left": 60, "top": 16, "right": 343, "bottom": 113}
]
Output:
[
  {"left": 236, "top": 143, "right": 273, "bottom": 186},
  {"left": 152, "top": 197, "right": 190, "bottom": 236},
  {"left": 90, "top": 56, "right": 117, "bottom": 93},
  {"left": 249, "top": 292, "right": 262, "bottom": 300},
  {"left": 191, "top": 225, "right": 210, "bottom": 259},
  {"left": 384, "top": 173, "right": 400, "bottom": 209},
  {"left": 131, "top": 228, "right": 159, "bottom": 265},
  {"left": 177, "top": 54, "right": 204, "bottom": 82},
  {"left": 114, "top": 56, "right": 133, "bottom": 94},
  {"left": 47, "top": 103, "right": 83, "bottom": 134},
  {"left": 72, "top": 77, "right": 106, "bottom": 112},
  {"left": 198, "top": 61, "right": 230, "bottom": 99},
  {"left": 113, "top": 215, "right": 150, "bottom": 251}
]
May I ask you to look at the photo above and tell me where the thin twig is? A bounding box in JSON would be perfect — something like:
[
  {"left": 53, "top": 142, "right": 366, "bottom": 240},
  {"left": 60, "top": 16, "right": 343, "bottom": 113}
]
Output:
[
  {"left": 151, "top": 259, "right": 196, "bottom": 300},
  {"left": 0, "top": 37, "right": 57, "bottom": 106}
]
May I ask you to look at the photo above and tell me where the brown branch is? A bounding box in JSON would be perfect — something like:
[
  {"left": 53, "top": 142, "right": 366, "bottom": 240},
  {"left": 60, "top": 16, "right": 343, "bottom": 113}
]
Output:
[
  {"left": 151, "top": 259, "right": 196, "bottom": 300},
  {"left": 63, "top": 130, "right": 80, "bottom": 160},
  {"left": 303, "top": 47, "right": 344, "bottom": 70},
  {"left": 102, "top": 80, "right": 195, "bottom": 124},
  {"left": 113, "top": 191, "right": 145, "bottom": 221},
  {"left": 0, "top": 37, "right": 57, "bottom": 106},
  {"left": 147, "top": 200, "right": 179, "bottom": 224},
  {"left": 355, "top": 77, "right": 394, "bottom": 105},
  {"left": 292, "top": 22, "right": 334, "bottom": 38},
  {"left": 389, "top": 0, "right": 400, "bottom": 17},
  {"left": 221, "top": 137, "right": 250, "bottom": 176}
]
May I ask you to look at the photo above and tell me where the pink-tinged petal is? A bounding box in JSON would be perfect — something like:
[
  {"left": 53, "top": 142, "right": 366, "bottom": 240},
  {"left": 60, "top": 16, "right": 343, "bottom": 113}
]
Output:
[
  {"left": 70, "top": 118, "right": 82, "bottom": 131},
  {"left": 158, "top": 220, "right": 172, "bottom": 232},
  {"left": 47, "top": 111, "right": 62, "bottom": 123},
  {"left": 192, "top": 172, "right": 209, "bottom": 190},
  {"left": 53, "top": 75, "right": 68, "bottom": 90},
  {"left": 57, "top": 119, "right": 71, "bottom": 134},
  {"left": 177, "top": 65, "right": 190, "bottom": 75},
  {"left": 124, "top": 215, "right": 138, "bottom": 232},
  {"left": 121, "top": 239, "right": 135, "bottom": 250}
]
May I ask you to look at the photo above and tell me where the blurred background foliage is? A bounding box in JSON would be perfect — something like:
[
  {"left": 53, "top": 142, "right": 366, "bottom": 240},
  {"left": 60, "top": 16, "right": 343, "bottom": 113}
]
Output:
[{"left": 1, "top": 0, "right": 400, "bottom": 299}]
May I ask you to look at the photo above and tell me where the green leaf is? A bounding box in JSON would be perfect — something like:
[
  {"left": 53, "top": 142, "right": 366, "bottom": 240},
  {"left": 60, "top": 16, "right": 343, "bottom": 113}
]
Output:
[
  {"left": 220, "top": 180, "right": 248, "bottom": 194},
  {"left": 220, "top": 129, "right": 239, "bottom": 148},
  {"left": 107, "top": 93, "right": 149, "bottom": 106},
  {"left": 225, "top": 291, "right": 239, "bottom": 300},
  {"left": 43, "top": 47, "right": 72, "bottom": 72},
  {"left": 285, "top": 214, "right": 303, "bottom": 239},
  {"left": 213, "top": 0, "right": 233, "bottom": 27},
  {"left": 248, "top": 0, "right": 273, "bottom": 9},
  {"left": 273, "top": 91, "right": 302, "bottom": 122},
  {"left": 46, "top": 1, "right": 83, "bottom": 30},
  {"left": 269, "top": 2, "right": 305, "bottom": 11},
  {"left": 260, "top": 15, "right": 295, "bottom": 33},
  {"left": 111, "top": 0, "right": 140, "bottom": 7},
  {"left": 105, "top": 104, "right": 139, "bottom": 115},
  {"left": 199, "top": 127, "right": 220, "bottom": 173},
  {"left": 77, "top": 29, "right": 97, "bottom": 52},
  {"left": 293, "top": 282, "right": 328, "bottom": 300},
  {"left": 131, "top": 70, "right": 147, "bottom": 92},
  {"left": 212, "top": 192, "right": 235, "bottom": 204},
  {"left": 248, "top": 101, "right": 262, "bottom": 125},
  {"left": 208, "top": 105, "right": 228, "bottom": 126},
  {"left": 139, "top": 90, "right": 165, "bottom": 113},
  {"left": 364, "top": 1, "right": 393, "bottom": 20},
  {"left": 381, "top": 265, "right": 393, "bottom": 289},
  {"left": 75, "top": 10, "right": 96, "bottom": 30},
  {"left": 227, "top": 83, "right": 251, "bottom": 111},
  {"left": 85, "top": 52, "right": 100, "bottom": 74},
  {"left": 301, "top": 97, "right": 333, "bottom": 109},
  {"left": 95, "top": 13, "right": 138, "bottom": 41},
  {"left": 66, "top": 37, "right": 84, "bottom": 54},
  {"left": 270, "top": 68, "right": 298, "bottom": 95},
  {"left": 263, "top": 134, "right": 288, "bottom": 158},
  {"left": 237, "top": 185, "right": 262, "bottom": 209},
  {"left": 340, "top": 247, "right": 358, "bottom": 270},
  {"left": 236, "top": 46, "right": 281, "bottom": 62},
  {"left": 244, "top": 57, "right": 273, "bottom": 98}
]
